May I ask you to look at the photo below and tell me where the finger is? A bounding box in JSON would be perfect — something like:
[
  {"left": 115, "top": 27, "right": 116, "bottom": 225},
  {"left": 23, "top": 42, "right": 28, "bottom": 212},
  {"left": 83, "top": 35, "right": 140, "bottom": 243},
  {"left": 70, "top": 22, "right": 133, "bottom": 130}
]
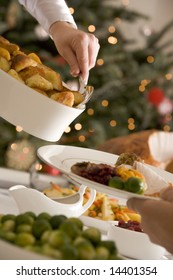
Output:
[
  {"left": 160, "top": 185, "right": 173, "bottom": 203},
  {"left": 88, "top": 36, "right": 100, "bottom": 69},
  {"left": 60, "top": 47, "right": 80, "bottom": 78},
  {"left": 76, "top": 41, "right": 89, "bottom": 84}
]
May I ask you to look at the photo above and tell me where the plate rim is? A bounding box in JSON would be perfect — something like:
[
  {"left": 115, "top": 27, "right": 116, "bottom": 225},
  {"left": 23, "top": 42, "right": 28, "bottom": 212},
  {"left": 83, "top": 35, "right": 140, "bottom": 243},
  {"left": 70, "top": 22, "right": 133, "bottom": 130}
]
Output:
[{"left": 37, "top": 144, "right": 173, "bottom": 200}]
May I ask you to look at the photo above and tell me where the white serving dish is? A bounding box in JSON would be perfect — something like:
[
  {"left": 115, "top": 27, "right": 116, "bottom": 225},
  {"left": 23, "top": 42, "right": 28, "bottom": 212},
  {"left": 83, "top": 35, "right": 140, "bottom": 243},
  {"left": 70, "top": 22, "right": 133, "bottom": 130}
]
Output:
[
  {"left": 0, "top": 69, "right": 85, "bottom": 142},
  {"left": 9, "top": 184, "right": 96, "bottom": 218},
  {"left": 107, "top": 222, "right": 166, "bottom": 260}
]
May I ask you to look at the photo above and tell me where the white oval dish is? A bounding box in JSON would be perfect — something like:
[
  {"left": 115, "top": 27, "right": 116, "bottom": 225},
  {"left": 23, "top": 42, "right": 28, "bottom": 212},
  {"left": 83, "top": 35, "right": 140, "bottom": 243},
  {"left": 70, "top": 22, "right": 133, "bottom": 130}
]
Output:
[
  {"left": 107, "top": 222, "right": 166, "bottom": 260},
  {"left": 0, "top": 69, "right": 85, "bottom": 142}
]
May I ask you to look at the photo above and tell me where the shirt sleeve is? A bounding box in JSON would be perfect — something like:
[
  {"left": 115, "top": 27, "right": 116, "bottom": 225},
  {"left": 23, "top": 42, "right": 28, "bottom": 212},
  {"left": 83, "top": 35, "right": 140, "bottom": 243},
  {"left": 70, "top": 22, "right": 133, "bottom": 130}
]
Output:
[{"left": 18, "top": 0, "right": 77, "bottom": 34}]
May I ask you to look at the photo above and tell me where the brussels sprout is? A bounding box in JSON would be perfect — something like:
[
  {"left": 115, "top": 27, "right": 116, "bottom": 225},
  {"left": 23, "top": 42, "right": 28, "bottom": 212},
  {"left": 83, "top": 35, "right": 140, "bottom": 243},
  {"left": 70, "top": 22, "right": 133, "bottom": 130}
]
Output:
[
  {"left": 124, "top": 177, "right": 145, "bottom": 194},
  {"left": 49, "top": 215, "right": 67, "bottom": 229},
  {"left": 32, "top": 219, "right": 52, "bottom": 239},
  {"left": 15, "top": 232, "right": 35, "bottom": 247},
  {"left": 15, "top": 213, "right": 34, "bottom": 227},
  {"left": 48, "top": 230, "right": 71, "bottom": 248},
  {"left": 108, "top": 176, "right": 124, "bottom": 189},
  {"left": 76, "top": 240, "right": 96, "bottom": 260},
  {"left": 82, "top": 227, "right": 101, "bottom": 244},
  {"left": 59, "top": 220, "right": 81, "bottom": 240}
]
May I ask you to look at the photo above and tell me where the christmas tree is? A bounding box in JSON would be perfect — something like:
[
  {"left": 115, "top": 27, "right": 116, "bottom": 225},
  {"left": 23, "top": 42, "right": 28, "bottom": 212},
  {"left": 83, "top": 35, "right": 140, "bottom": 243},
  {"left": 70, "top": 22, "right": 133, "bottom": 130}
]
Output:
[{"left": 0, "top": 0, "right": 173, "bottom": 170}]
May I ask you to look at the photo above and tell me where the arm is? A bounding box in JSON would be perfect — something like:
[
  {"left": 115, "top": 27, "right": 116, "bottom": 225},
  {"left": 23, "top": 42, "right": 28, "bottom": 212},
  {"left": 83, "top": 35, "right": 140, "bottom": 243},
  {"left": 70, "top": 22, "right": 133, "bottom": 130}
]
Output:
[
  {"left": 127, "top": 186, "right": 173, "bottom": 254},
  {"left": 18, "top": 0, "right": 100, "bottom": 83}
]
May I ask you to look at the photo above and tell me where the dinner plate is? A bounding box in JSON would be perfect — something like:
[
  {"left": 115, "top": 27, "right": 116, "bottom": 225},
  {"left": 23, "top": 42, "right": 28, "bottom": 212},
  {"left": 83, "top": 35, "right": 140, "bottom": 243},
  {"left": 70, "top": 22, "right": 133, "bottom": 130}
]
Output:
[{"left": 37, "top": 145, "right": 173, "bottom": 200}]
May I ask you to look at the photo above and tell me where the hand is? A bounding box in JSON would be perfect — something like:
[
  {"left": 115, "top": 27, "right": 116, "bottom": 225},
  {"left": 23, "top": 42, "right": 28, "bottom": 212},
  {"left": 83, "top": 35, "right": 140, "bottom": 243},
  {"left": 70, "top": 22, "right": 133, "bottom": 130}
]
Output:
[
  {"left": 49, "top": 21, "right": 100, "bottom": 83},
  {"left": 127, "top": 186, "right": 173, "bottom": 254}
]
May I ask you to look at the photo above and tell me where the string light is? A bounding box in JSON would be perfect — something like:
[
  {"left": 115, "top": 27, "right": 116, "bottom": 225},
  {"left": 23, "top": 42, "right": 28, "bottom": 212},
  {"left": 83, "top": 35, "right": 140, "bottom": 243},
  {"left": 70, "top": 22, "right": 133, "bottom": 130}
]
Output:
[
  {"left": 165, "top": 73, "right": 173, "bottom": 80},
  {"left": 87, "top": 108, "right": 94, "bottom": 115},
  {"left": 128, "top": 118, "right": 135, "bottom": 130},
  {"left": 122, "top": 0, "right": 129, "bottom": 6},
  {"left": 128, "top": 123, "right": 135, "bottom": 130},
  {"left": 164, "top": 114, "right": 172, "bottom": 122},
  {"left": 34, "top": 162, "right": 42, "bottom": 171},
  {"left": 163, "top": 125, "right": 170, "bottom": 132},
  {"left": 64, "top": 126, "right": 71, "bottom": 133},
  {"left": 128, "top": 118, "right": 135, "bottom": 124},
  {"left": 101, "top": 100, "right": 109, "bottom": 107},
  {"left": 147, "top": 56, "right": 154, "bottom": 63},
  {"left": 74, "top": 123, "right": 82, "bottom": 131},
  {"left": 79, "top": 135, "right": 86, "bottom": 142},
  {"left": 88, "top": 25, "right": 96, "bottom": 32},
  {"left": 139, "top": 79, "right": 151, "bottom": 92},
  {"left": 97, "top": 58, "right": 104, "bottom": 66},
  {"left": 69, "top": 7, "right": 74, "bottom": 15},
  {"left": 11, "top": 143, "right": 17, "bottom": 150},
  {"left": 108, "top": 36, "right": 118, "bottom": 45},
  {"left": 114, "top": 17, "right": 121, "bottom": 25},
  {"left": 16, "top": 125, "right": 23, "bottom": 132},
  {"left": 110, "top": 120, "right": 117, "bottom": 127},
  {"left": 139, "top": 85, "right": 145, "bottom": 92},
  {"left": 108, "top": 26, "right": 116, "bottom": 33}
]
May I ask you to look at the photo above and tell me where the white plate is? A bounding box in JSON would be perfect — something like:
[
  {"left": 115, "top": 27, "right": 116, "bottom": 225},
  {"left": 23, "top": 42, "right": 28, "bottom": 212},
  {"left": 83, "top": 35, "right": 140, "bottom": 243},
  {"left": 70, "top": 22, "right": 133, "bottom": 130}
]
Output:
[{"left": 37, "top": 145, "right": 173, "bottom": 200}]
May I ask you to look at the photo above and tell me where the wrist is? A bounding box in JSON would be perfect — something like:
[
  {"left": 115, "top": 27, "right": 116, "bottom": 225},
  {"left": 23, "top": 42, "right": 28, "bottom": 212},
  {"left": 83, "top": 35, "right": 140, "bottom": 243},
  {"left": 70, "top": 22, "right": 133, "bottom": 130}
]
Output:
[{"left": 49, "top": 21, "right": 77, "bottom": 38}]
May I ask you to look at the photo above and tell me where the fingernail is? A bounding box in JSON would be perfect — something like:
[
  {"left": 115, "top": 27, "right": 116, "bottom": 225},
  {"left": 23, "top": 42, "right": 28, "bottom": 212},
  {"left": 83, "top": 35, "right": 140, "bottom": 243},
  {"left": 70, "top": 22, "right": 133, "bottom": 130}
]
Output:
[{"left": 70, "top": 70, "right": 80, "bottom": 77}]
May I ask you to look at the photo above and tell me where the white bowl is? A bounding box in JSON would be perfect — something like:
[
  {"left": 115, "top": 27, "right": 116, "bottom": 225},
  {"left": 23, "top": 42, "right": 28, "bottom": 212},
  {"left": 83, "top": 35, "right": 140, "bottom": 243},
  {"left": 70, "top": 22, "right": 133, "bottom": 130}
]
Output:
[
  {"left": 107, "top": 222, "right": 166, "bottom": 260},
  {"left": 0, "top": 69, "right": 85, "bottom": 142}
]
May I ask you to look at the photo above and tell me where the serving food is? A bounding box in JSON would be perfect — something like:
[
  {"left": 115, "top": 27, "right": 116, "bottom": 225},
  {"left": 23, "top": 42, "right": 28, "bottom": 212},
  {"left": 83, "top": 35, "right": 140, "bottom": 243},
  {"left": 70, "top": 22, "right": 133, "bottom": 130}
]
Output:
[
  {"left": 107, "top": 221, "right": 165, "bottom": 259},
  {"left": 0, "top": 35, "right": 84, "bottom": 107},
  {"left": 0, "top": 212, "right": 121, "bottom": 260},
  {"left": 43, "top": 182, "right": 141, "bottom": 223},
  {"left": 0, "top": 37, "right": 87, "bottom": 141},
  {"left": 71, "top": 152, "right": 171, "bottom": 197}
]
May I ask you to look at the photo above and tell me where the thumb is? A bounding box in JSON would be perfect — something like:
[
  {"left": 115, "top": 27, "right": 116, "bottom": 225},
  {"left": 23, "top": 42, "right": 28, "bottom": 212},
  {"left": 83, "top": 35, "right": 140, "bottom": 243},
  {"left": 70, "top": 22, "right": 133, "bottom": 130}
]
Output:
[
  {"left": 127, "top": 197, "right": 148, "bottom": 214},
  {"left": 160, "top": 185, "right": 173, "bottom": 203}
]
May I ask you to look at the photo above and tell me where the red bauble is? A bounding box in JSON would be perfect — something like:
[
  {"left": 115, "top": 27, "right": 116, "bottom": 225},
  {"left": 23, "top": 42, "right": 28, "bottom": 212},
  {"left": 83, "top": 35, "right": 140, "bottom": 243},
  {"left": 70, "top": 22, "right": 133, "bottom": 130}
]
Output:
[
  {"left": 147, "top": 87, "right": 165, "bottom": 106},
  {"left": 42, "top": 163, "right": 61, "bottom": 176}
]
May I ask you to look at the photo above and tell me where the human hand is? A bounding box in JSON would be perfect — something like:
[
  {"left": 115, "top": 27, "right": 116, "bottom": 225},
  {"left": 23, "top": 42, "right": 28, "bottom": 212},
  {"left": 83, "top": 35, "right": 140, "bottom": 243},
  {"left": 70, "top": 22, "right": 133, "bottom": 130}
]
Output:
[
  {"left": 49, "top": 21, "right": 100, "bottom": 84},
  {"left": 127, "top": 186, "right": 173, "bottom": 254}
]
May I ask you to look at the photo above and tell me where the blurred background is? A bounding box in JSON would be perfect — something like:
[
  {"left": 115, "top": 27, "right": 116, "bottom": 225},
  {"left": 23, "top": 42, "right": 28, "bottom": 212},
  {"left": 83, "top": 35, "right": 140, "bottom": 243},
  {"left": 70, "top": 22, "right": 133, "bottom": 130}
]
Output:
[{"left": 1, "top": 0, "right": 173, "bottom": 172}]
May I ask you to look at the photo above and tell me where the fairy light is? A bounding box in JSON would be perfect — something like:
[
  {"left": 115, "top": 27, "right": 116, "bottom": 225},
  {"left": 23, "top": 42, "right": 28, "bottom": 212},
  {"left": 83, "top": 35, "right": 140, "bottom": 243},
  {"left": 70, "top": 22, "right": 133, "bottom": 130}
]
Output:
[
  {"left": 110, "top": 120, "right": 117, "bottom": 127},
  {"left": 128, "top": 118, "right": 135, "bottom": 124},
  {"left": 164, "top": 114, "right": 172, "bottom": 122},
  {"left": 101, "top": 100, "right": 109, "bottom": 107},
  {"left": 16, "top": 125, "right": 23, "bottom": 132},
  {"left": 97, "top": 58, "right": 104, "bottom": 66},
  {"left": 114, "top": 17, "right": 121, "bottom": 25},
  {"left": 23, "top": 147, "right": 29, "bottom": 154},
  {"left": 122, "top": 0, "right": 129, "bottom": 6},
  {"left": 139, "top": 79, "right": 151, "bottom": 92},
  {"left": 165, "top": 73, "right": 173, "bottom": 80},
  {"left": 64, "top": 126, "right": 71, "bottom": 133},
  {"left": 108, "top": 36, "right": 118, "bottom": 45},
  {"left": 79, "top": 135, "right": 86, "bottom": 142},
  {"left": 108, "top": 26, "right": 116, "bottom": 33},
  {"left": 128, "top": 123, "right": 135, "bottom": 130},
  {"left": 128, "top": 118, "right": 135, "bottom": 130},
  {"left": 69, "top": 7, "right": 74, "bottom": 15},
  {"left": 139, "top": 85, "right": 145, "bottom": 92},
  {"left": 88, "top": 25, "right": 96, "bottom": 32},
  {"left": 147, "top": 56, "right": 154, "bottom": 63},
  {"left": 11, "top": 143, "right": 17, "bottom": 150},
  {"left": 34, "top": 162, "right": 42, "bottom": 171},
  {"left": 74, "top": 123, "right": 82, "bottom": 131},
  {"left": 87, "top": 108, "right": 94, "bottom": 115},
  {"left": 163, "top": 125, "right": 170, "bottom": 132}
]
